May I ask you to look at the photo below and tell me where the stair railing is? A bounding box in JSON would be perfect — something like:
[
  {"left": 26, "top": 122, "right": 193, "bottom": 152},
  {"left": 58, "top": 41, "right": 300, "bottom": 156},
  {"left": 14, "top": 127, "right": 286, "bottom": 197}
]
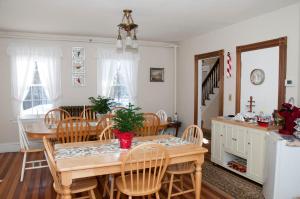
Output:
[{"left": 202, "top": 59, "right": 220, "bottom": 106}]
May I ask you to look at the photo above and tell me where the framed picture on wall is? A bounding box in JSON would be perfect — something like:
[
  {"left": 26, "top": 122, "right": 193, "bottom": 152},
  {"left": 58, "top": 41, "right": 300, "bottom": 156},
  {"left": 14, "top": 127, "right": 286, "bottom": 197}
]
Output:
[
  {"left": 72, "top": 47, "right": 86, "bottom": 87},
  {"left": 150, "top": 68, "right": 164, "bottom": 82}
]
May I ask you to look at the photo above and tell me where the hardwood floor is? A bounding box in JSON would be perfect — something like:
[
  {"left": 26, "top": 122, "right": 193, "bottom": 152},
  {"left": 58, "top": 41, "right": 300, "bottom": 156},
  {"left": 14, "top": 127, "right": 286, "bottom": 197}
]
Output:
[{"left": 0, "top": 152, "right": 230, "bottom": 199}]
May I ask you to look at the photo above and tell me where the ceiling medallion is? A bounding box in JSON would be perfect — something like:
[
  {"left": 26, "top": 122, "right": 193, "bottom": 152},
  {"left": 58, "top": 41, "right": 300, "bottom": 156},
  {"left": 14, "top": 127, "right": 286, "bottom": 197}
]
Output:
[{"left": 116, "top": 9, "right": 138, "bottom": 49}]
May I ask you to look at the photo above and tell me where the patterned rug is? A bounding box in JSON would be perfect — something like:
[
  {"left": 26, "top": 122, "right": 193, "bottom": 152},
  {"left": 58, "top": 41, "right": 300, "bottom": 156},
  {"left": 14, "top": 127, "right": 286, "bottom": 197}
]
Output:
[{"left": 202, "top": 161, "right": 264, "bottom": 199}]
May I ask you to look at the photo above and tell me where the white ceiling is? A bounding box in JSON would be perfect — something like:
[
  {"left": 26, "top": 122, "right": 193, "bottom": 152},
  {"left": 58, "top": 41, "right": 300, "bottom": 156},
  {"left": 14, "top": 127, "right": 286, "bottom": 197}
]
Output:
[{"left": 0, "top": 0, "right": 299, "bottom": 42}]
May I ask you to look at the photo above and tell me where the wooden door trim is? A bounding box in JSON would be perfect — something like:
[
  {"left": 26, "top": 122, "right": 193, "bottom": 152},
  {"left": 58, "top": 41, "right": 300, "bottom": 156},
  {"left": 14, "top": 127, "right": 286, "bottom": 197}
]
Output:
[
  {"left": 194, "top": 50, "right": 224, "bottom": 125},
  {"left": 235, "top": 37, "right": 287, "bottom": 113}
]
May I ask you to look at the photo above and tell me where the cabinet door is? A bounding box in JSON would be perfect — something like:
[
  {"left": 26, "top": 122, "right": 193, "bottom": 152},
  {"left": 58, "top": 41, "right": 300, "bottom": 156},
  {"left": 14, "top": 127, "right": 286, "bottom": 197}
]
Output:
[
  {"left": 247, "top": 129, "right": 266, "bottom": 183},
  {"left": 235, "top": 126, "right": 247, "bottom": 158},
  {"left": 211, "top": 121, "right": 224, "bottom": 164},
  {"left": 224, "top": 124, "right": 234, "bottom": 152}
]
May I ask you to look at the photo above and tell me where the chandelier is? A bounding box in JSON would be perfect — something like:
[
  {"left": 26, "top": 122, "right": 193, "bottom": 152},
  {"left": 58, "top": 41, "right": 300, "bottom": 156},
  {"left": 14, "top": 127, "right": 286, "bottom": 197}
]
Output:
[{"left": 116, "top": 9, "right": 138, "bottom": 49}]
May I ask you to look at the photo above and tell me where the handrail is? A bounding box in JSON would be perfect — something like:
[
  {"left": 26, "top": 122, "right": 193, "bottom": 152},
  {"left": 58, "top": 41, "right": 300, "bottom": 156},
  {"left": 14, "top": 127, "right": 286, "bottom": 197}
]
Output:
[
  {"left": 202, "top": 59, "right": 220, "bottom": 86},
  {"left": 201, "top": 59, "right": 220, "bottom": 105}
]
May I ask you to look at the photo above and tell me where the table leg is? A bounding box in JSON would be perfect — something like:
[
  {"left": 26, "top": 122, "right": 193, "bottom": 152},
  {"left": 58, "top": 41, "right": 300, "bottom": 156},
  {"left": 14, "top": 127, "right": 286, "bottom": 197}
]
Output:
[
  {"left": 195, "top": 160, "right": 203, "bottom": 199},
  {"left": 61, "top": 172, "right": 72, "bottom": 199},
  {"left": 175, "top": 127, "right": 179, "bottom": 137}
]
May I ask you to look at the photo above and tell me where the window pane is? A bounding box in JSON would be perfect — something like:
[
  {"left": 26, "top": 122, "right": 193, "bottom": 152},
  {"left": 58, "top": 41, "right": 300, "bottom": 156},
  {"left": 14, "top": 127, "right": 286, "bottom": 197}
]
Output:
[
  {"left": 23, "top": 101, "right": 32, "bottom": 110},
  {"left": 24, "top": 87, "right": 32, "bottom": 100}
]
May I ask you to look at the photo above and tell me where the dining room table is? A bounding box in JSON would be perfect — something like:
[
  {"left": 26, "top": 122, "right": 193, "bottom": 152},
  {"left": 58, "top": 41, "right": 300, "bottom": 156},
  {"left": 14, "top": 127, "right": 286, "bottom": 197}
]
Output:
[
  {"left": 23, "top": 120, "right": 170, "bottom": 139},
  {"left": 53, "top": 134, "right": 208, "bottom": 199}
]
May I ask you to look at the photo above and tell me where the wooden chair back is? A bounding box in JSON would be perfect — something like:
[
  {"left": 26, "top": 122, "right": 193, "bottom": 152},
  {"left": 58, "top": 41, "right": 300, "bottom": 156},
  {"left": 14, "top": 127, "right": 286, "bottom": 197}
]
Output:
[
  {"left": 43, "top": 137, "right": 62, "bottom": 191},
  {"left": 96, "top": 114, "right": 114, "bottom": 137},
  {"left": 120, "top": 143, "right": 169, "bottom": 194},
  {"left": 56, "top": 117, "right": 91, "bottom": 143},
  {"left": 136, "top": 113, "right": 160, "bottom": 136},
  {"left": 44, "top": 108, "right": 71, "bottom": 126},
  {"left": 110, "top": 106, "right": 126, "bottom": 114},
  {"left": 181, "top": 125, "right": 203, "bottom": 146},
  {"left": 17, "top": 118, "right": 30, "bottom": 151},
  {"left": 80, "top": 107, "right": 97, "bottom": 121},
  {"left": 156, "top": 110, "right": 168, "bottom": 122},
  {"left": 99, "top": 125, "right": 116, "bottom": 140}
]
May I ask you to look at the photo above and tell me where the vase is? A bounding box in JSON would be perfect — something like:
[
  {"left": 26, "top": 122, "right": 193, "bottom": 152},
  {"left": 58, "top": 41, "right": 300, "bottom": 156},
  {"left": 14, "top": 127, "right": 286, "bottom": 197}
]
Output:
[{"left": 114, "top": 130, "right": 134, "bottom": 149}]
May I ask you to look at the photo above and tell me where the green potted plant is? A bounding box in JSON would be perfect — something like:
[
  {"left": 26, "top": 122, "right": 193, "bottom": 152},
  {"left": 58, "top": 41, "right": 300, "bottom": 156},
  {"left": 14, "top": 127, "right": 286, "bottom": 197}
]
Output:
[
  {"left": 88, "top": 96, "right": 114, "bottom": 118},
  {"left": 112, "top": 103, "right": 144, "bottom": 149}
]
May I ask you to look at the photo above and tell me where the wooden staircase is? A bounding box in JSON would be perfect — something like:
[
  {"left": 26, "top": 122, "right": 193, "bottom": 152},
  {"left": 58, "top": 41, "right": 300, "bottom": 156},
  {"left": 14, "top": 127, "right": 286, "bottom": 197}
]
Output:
[{"left": 202, "top": 58, "right": 220, "bottom": 106}]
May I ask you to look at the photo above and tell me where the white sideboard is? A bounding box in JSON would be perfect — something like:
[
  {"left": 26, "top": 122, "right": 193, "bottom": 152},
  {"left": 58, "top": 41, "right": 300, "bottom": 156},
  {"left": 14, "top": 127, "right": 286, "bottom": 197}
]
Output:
[{"left": 211, "top": 117, "right": 279, "bottom": 184}]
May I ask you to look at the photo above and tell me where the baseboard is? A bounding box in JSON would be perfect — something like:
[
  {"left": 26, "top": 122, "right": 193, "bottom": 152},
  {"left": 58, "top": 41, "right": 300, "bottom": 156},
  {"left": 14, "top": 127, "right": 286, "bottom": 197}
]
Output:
[
  {"left": 0, "top": 140, "right": 43, "bottom": 153},
  {"left": 0, "top": 142, "right": 20, "bottom": 153}
]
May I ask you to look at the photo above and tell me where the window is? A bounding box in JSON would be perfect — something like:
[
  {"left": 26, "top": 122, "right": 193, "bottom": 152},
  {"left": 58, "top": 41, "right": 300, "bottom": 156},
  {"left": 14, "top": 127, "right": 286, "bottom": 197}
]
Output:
[
  {"left": 98, "top": 51, "right": 139, "bottom": 106},
  {"left": 21, "top": 63, "right": 52, "bottom": 116},
  {"left": 108, "top": 64, "right": 130, "bottom": 106}
]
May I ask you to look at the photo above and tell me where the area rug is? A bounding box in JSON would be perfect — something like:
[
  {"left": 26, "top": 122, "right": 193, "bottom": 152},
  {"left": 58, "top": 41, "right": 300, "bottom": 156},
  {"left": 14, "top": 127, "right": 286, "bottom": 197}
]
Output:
[{"left": 202, "top": 161, "right": 264, "bottom": 199}]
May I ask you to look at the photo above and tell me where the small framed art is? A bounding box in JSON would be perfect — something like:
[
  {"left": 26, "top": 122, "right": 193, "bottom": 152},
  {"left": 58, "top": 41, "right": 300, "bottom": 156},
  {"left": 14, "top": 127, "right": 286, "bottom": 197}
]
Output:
[{"left": 150, "top": 68, "right": 164, "bottom": 82}]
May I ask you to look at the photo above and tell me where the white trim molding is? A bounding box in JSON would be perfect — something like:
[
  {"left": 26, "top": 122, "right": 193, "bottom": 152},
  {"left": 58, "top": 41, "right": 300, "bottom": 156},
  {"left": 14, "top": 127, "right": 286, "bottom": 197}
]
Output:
[
  {"left": 0, "top": 140, "right": 43, "bottom": 153},
  {"left": 0, "top": 31, "right": 178, "bottom": 48}
]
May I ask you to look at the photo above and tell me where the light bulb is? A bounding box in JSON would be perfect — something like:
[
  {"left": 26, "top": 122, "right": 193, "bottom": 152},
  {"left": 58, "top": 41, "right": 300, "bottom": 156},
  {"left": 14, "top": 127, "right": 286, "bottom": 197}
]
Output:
[
  {"left": 125, "top": 33, "right": 132, "bottom": 47},
  {"left": 116, "top": 39, "right": 122, "bottom": 49},
  {"left": 132, "top": 34, "right": 138, "bottom": 49}
]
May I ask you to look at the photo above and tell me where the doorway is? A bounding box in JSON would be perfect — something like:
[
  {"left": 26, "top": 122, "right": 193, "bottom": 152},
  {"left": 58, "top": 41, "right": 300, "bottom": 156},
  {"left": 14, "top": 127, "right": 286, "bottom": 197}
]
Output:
[{"left": 194, "top": 50, "right": 224, "bottom": 132}]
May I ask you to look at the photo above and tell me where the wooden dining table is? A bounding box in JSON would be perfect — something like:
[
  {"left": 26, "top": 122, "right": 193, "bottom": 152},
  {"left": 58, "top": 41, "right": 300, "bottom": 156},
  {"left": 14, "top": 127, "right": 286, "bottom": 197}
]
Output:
[
  {"left": 54, "top": 135, "right": 208, "bottom": 199},
  {"left": 24, "top": 120, "right": 170, "bottom": 139}
]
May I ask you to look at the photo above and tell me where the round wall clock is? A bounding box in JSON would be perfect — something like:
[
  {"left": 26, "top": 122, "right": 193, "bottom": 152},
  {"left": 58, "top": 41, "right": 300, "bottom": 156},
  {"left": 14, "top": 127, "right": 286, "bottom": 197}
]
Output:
[{"left": 250, "top": 69, "right": 265, "bottom": 85}]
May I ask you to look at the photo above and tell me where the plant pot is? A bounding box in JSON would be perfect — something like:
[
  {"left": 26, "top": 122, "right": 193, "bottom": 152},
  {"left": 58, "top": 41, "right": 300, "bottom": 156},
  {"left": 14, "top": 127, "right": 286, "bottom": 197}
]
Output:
[{"left": 113, "top": 130, "right": 134, "bottom": 149}]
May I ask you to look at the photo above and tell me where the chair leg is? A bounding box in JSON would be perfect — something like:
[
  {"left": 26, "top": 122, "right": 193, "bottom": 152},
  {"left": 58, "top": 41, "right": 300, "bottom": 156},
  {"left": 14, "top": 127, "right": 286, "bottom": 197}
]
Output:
[
  {"left": 167, "top": 174, "right": 174, "bottom": 199},
  {"left": 180, "top": 175, "right": 184, "bottom": 190},
  {"left": 155, "top": 192, "right": 160, "bottom": 199},
  {"left": 190, "top": 173, "right": 195, "bottom": 190},
  {"left": 116, "top": 190, "right": 120, "bottom": 199},
  {"left": 89, "top": 190, "right": 96, "bottom": 199},
  {"left": 20, "top": 152, "right": 27, "bottom": 182},
  {"left": 129, "top": 196, "right": 132, "bottom": 199},
  {"left": 109, "top": 175, "right": 115, "bottom": 199}
]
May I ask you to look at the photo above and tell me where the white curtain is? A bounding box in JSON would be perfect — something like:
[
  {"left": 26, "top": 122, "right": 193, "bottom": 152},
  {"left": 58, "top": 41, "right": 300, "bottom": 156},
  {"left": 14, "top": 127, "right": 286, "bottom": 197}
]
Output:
[
  {"left": 7, "top": 45, "right": 62, "bottom": 117},
  {"left": 97, "top": 49, "right": 139, "bottom": 105}
]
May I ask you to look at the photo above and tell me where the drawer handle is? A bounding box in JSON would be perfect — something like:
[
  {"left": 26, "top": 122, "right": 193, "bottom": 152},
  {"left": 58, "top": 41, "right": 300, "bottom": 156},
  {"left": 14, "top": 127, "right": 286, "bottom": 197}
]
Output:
[{"left": 232, "top": 138, "right": 237, "bottom": 141}]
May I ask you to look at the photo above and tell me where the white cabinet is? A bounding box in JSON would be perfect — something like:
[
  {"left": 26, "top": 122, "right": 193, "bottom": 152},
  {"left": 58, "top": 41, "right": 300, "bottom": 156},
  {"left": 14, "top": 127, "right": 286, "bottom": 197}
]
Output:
[
  {"left": 211, "top": 121, "right": 224, "bottom": 164},
  {"left": 211, "top": 118, "right": 268, "bottom": 184},
  {"left": 247, "top": 129, "right": 266, "bottom": 183}
]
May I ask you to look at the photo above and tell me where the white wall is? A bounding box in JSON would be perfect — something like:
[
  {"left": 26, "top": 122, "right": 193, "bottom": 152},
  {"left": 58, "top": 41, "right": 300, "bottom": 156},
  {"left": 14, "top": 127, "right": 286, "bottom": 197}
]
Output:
[
  {"left": 0, "top": 35, "right": 175, "bottom": 149},
  {"left": 177, "top": 3, "right": 300, "bottom": 129},
  {"left": 241, "top": 47, "right": 279, "bottom": 115}
]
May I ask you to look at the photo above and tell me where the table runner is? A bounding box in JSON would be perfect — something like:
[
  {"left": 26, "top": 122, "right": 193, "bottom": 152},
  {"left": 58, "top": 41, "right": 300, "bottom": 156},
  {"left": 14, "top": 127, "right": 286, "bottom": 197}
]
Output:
[{"left": 55, "top": 137, "right": 190, "bottom": 160}]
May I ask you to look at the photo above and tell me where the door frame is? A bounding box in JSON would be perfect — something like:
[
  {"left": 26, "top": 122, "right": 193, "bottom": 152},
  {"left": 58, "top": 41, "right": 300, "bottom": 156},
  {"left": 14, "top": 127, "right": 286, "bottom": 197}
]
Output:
[
  {"left": 235, "top": 37, "right": 287, "bottom": 113},
  {"left": 194, "top": 50, "right": 224, "bottom": 125}
]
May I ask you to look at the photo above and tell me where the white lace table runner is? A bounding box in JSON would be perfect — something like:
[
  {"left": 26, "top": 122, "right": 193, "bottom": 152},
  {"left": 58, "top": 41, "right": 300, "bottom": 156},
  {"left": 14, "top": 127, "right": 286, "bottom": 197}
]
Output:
[{"left": 55, "top": 137, "right": 190, "bottom": 160}]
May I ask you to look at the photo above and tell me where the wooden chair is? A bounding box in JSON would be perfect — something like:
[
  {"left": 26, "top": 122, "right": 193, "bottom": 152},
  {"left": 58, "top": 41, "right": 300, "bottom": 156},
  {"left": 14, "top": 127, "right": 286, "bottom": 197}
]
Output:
[
  {"left": 96, "top": 114, "right": 114, "bottom": 138},
  {"left": 43, "top": 137, "right": 97, "bottom": 199},
  {"left": 99, "top": 125, "right": 116, "bottom": 141},
  {"left": 99, "top": 124, "right": 117, "bottom": 199},
  {"left": 18, "top": 118, "right": 48, "bottom": 182},
  {"left": 136, "top": 113, "right": 160, "bottom": 136},
  {"left": 156, "top": 110, "right": 168, "bottom": 123},
  {"left": 110, "top": 106, "right": 126, "bottom": 114},
  {"left": 156, "top": 110, "right": 168, "bottom": 134},
  {"left": 165, "top": 125, "right": 203, "bottom": 199},
  {"left": 115, "top": 143, "right": 170, "bottom": 199},
  {"left": 44, "top": 108, "right": 71, "bottom": 127},
  {"left": 56, "top": 117, "right": 91, "bottom": 143},
  {"left": 80, "top": 107, "right": 97, "bottom": 121}
]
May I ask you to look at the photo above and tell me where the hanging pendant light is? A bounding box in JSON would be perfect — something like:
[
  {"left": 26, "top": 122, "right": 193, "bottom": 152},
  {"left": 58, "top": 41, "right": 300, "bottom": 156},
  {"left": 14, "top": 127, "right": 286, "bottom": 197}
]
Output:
[{"left": 116, "top": 9, "right": 138, "bottom": 49}]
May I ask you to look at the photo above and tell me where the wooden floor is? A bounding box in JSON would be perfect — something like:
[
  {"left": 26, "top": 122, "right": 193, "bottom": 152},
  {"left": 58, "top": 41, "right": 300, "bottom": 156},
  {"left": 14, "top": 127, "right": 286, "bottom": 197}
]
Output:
[{"left": 0, "top": 151, "right": 230, "bottom": 199}]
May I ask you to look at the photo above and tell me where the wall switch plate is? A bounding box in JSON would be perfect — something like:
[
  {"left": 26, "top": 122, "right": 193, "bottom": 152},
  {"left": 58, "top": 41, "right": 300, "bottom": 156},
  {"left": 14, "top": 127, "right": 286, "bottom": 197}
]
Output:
[{"left": 285, "top": 79, "right": 295, "bottom": 87}]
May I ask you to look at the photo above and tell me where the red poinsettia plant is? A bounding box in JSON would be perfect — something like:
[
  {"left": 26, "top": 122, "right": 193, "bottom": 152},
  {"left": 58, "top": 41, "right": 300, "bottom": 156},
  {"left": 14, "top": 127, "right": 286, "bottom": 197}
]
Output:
[{"left": 112, "top": 104, "right": 144, "bottom": 148}]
